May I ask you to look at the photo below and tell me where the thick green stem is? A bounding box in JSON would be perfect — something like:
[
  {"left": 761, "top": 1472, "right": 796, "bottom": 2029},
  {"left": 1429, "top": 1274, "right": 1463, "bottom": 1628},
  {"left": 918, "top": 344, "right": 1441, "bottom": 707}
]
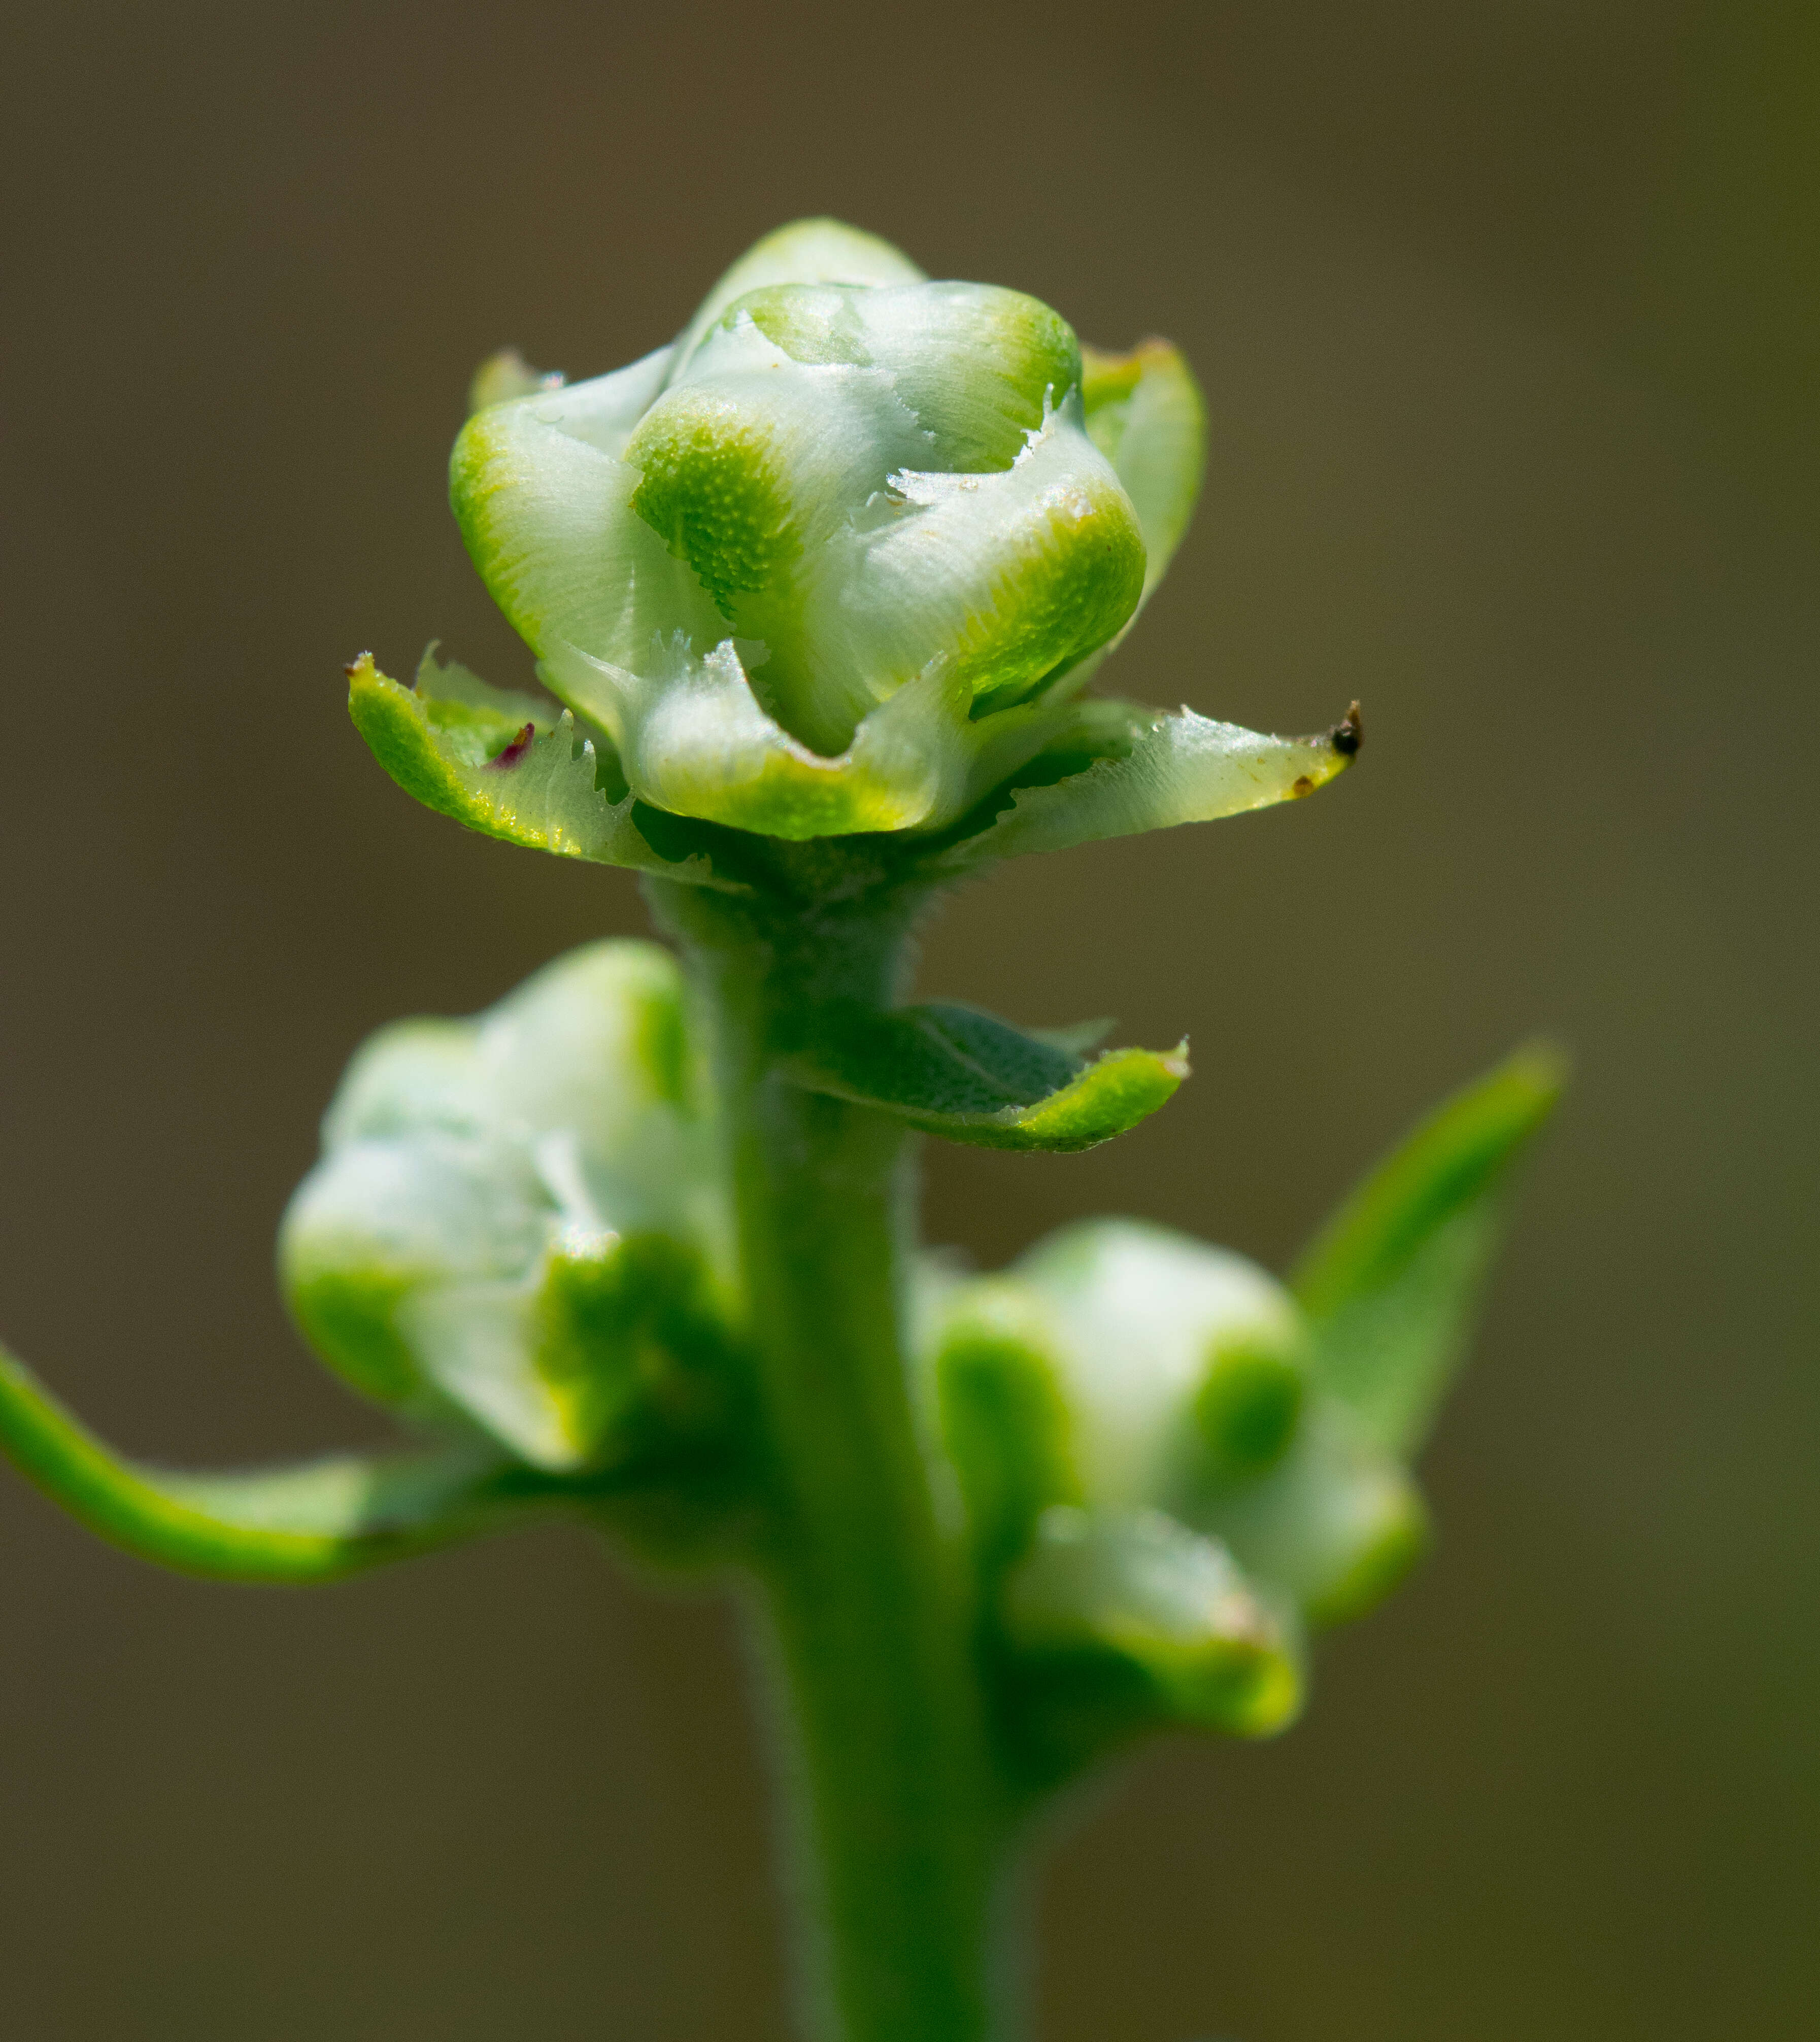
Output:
[{"left": 647, "top": 875, "right": 1016, "bottom": 2042}]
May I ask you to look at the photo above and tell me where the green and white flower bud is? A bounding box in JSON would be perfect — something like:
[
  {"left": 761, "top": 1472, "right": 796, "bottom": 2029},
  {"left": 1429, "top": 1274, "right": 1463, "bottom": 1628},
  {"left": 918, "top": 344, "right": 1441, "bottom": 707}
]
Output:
[
  {"left": 448, "top": 219, "right": 1203, "bottom": 839},
  {"left": 925, "top": 1216, "right": 1427, "bottom": 1661},
  {"left": 280, "top": 942, "right": 734, "bottom": 1471}
]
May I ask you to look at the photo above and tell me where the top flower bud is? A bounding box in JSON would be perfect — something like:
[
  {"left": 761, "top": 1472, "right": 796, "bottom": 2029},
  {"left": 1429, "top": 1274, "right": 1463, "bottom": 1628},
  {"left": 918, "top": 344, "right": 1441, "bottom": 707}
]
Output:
[
  {"left": 623, "top": 277, "right": 1138, "bottom": 753},
  {"left": 448, "top": 220, "right": 1207, "bottom": 840}
]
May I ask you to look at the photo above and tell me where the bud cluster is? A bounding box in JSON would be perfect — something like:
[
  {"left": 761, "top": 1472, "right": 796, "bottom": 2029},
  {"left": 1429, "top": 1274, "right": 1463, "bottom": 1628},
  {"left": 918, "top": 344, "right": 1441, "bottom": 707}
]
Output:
[{"left": 266, "top": 940, "right": 1557, "bottom": 1787}]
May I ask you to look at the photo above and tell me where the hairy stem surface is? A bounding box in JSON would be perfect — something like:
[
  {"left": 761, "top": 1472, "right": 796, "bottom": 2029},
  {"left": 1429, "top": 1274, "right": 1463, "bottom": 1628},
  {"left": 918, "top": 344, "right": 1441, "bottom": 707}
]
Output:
[{"left": 648, "top": 874, "right": 1015, "bottom": 2042}]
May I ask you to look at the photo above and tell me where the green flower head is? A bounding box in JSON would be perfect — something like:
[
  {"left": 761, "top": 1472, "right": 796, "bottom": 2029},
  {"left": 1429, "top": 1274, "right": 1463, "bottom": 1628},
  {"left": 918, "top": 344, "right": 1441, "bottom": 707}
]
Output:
[
  {"left": 445, "top": 220, "right": 1208, "bottom": 840},
  {"left": 348, "top": 219, "right": 1356, "bottom": 868}
]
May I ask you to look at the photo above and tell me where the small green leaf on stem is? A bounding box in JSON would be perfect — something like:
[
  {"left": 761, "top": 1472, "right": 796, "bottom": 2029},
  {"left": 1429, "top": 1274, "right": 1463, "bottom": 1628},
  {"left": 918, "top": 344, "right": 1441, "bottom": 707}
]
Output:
[{"left": 779, "top": 1000, "right": 1187, "bottom": 1152}]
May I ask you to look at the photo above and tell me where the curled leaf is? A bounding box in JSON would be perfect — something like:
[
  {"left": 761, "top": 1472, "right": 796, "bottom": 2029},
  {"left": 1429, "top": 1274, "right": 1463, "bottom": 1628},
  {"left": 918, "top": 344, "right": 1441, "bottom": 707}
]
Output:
[
  {"left": 0, "top": 1346, "right": 558, "bottom": 1583},
  {"left": 779, "top": 1001, "right": 1187, "bottom": 1152}
]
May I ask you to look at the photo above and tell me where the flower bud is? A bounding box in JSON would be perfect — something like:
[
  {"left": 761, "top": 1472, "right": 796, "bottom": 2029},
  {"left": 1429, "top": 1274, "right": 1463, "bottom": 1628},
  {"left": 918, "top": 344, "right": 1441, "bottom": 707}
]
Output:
[
  {"left": 924, "top": 1218, "right": 1425, "bottom": 1650},
  {"left": 279, "top": 942, "right": 733, "bottom": 1471},
  {"left": 617, "top": 281, "right": 1140, "bottom": 757},
  {"left": 449, "top": 219, "right": 1201, "bottom": 839}
]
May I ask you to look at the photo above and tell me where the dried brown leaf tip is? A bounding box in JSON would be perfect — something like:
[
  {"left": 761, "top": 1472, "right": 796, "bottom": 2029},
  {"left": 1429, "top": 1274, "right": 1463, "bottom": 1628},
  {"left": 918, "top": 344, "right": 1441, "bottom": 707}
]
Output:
[{"left": 1332, "top": 701, "right": 1364, "bottom": 756}]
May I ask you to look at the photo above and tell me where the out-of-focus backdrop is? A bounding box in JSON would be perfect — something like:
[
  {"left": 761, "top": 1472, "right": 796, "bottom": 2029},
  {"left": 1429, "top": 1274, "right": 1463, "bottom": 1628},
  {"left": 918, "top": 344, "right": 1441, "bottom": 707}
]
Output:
[{"left": 1, "top": 4, "right": 1812, "bottom": 2036}]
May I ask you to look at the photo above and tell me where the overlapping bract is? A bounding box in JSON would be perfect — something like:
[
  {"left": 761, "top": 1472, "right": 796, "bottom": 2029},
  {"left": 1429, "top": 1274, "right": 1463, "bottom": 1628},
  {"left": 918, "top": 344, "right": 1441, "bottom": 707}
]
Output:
[{"left": 365, "top": 217, "right": 1358, "bottom": 853}]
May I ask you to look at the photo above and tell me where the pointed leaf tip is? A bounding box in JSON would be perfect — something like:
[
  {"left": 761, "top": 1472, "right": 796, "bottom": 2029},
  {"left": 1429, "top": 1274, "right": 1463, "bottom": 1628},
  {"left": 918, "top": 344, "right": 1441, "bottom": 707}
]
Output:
[
  {"left": 1291, "top": 1041, "right": 1567, "bottom": 1456},
  {"left": 935, "top": 701, "right": 1361, "bottom": 871}
]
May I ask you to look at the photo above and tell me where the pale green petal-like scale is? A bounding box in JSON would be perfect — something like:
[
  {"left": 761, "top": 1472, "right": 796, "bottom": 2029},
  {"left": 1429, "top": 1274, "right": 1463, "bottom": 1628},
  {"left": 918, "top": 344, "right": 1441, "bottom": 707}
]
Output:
[
  {"left": 1009, "top": 1221, "right": 1305, "bottom": 1509},
  {"left": 668, "top": 217, "right": 927, "bottom": 385},
  {"left": 1192, "top": 1403, "right": 1428, "bottom": 1630},
  {"left": 731, "top": 280, "right": 1082, "bottom": 476},
  {"left": 399, "top": 1276, "right": 562, "bottom": 1467},
  {"left": 625, "top": 317, "right": 936, "bottom": 749},
  {"left": 1002, "top": 1504, "right": 1301, "bottom": 1739},
  {"left": 803, "top": 397, "right": 1145, "bottom": 727},
  {"left": 348, "top": 650, "right": 732, "bottom": 887},
  {"left": 450, "top": 358, "right": 727, "bottom": 677},
  {"left": 937, "top": 705, "right": 1361, "bottom": 870},
  {"left": 1082, "top": 339, "right": 1207, "bottom": 616},
  {"left": 468, "top": 347, "right": 564, "bottom": 417},
  {"left": 545, "top": 639, "right": 1085, "bottom": 842}
]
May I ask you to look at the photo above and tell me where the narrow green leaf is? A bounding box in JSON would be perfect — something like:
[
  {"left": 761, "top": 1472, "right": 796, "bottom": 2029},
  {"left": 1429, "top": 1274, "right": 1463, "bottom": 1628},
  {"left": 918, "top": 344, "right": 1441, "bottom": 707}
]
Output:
[
  {"left": 779, "top": 1001, "right": 1187, "bottom": 1152},
  {"left": 0, "top": 1346, "right": 563, "bottom": 1583},
  {"left": 1291, "top": 1043, "right": 1567, "bottom": 1455},
  {"left": 935, "top": 701, "right": 1362, "bottom": 872},
  {"left": 347, "top": 649, "right": 736, "bottom": 889}
]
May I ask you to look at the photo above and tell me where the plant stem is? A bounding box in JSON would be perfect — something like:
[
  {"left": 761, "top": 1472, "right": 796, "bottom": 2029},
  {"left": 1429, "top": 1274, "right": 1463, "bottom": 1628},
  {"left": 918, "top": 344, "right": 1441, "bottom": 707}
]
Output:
[{"left": 647, "top": 874, "right": 1016, "bottom": 2042}]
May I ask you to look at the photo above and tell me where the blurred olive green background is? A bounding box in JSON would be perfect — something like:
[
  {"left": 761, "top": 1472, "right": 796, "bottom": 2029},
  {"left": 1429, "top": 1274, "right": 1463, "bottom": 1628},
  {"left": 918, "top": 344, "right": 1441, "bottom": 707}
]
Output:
[{"left": 1, "top": 3, "right": 1813, "bottom": 2036}]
